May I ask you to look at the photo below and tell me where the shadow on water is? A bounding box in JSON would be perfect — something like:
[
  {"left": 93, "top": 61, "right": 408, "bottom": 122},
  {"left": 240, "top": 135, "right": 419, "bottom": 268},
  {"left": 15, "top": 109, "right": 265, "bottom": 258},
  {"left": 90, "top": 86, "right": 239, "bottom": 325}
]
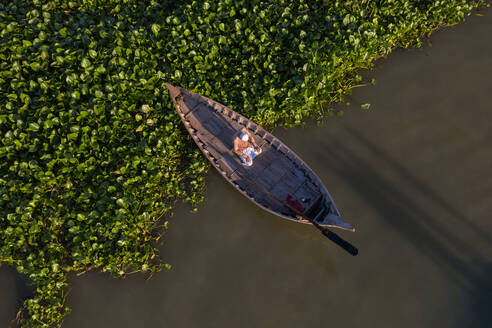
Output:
[
  {"left": 319, "top": 227, "right": 358, "bottom": 256},
  {"left": 310, "top": 126, "right": 491, "bottom": 324},
  {"left": 0, "top": 266, "right": 34, "bottom": 327},
  {"left": 345, "top": 126, "right": 492, "bottom": 245}
]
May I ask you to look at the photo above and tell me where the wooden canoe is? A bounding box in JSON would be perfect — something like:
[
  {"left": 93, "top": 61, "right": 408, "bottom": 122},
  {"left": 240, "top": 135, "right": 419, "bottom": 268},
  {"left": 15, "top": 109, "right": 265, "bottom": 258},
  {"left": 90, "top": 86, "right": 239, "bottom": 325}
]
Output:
[{"left": 166, "top": 83, "right": 354, "bottom": 231}]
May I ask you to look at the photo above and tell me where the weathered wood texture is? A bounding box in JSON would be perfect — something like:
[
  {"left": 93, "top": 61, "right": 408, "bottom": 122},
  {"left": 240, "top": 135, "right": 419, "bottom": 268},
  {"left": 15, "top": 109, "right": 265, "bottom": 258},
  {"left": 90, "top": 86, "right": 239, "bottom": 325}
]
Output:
[{"left": 166, "top": 83, "right": 354, "bottom": 231}]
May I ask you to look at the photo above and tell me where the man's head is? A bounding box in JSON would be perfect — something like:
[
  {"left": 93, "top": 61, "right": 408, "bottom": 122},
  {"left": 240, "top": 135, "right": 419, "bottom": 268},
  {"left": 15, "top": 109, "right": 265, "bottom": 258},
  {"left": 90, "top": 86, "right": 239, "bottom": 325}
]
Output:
[{"left": 240, "top": 133, "right": 249, "bottom": 141}]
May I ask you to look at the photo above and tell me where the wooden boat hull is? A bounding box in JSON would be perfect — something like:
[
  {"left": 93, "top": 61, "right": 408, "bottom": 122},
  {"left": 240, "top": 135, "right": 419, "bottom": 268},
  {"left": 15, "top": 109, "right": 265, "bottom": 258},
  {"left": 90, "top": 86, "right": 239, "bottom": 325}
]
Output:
[{"left": 166, "top": 83, "right": 354, "bottom": 231}]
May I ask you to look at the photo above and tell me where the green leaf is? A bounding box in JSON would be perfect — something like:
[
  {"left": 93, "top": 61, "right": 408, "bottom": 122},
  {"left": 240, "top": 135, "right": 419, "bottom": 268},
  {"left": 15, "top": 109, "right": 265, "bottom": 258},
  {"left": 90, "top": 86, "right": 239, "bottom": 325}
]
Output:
[
  {"left": 30, "top": 62, "right": 41, "bottom": 71},
  {"left": 343, "top": 15, "right": 351, "bottom": 26},
  {"left": 118, "top": 57, "right": 128, "bottom": 66},
  {"left": 96, "top": 66, "right": 106, "bottom": 74},
  {"left": 81, "top": 58, "right": 91, "bottom": 68},
  {"left": 67, "top": 132, "right": 78, "bottom": 140},
  {"left": 59, "top": 27, "right": 68, "bottom": 37},
  {"left": 43, "top": 120, "right": 53, "bottom": 129},
  {"left": 40, "top": 49, "right": 49, "bottom": 61},
  {"left": 29, "top": 122, "right": 40, "bottom": 132},
  {"left": 151, "top": 24, "right": 160, "bottom": 36}
]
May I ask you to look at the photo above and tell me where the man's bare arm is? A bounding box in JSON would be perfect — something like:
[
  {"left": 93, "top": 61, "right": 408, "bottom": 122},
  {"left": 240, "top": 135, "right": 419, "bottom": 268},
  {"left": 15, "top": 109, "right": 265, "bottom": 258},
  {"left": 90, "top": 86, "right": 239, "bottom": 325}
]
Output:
[
  {"left": 233, "top": 138, "right": 241, "bottom": 155},
  {"left": 233, "top": 138, "right": 250, "bottom": 160}
]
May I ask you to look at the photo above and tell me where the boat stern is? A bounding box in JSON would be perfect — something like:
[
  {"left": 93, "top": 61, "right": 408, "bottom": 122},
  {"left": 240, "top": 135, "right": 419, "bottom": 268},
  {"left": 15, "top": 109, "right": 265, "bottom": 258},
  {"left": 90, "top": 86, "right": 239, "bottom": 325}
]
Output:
[
  {"left": 322, "top": 213, "right": 355, "bottom": 232},
  {"left": 165, "top": 83, "right": 181, "bottom": 101}
]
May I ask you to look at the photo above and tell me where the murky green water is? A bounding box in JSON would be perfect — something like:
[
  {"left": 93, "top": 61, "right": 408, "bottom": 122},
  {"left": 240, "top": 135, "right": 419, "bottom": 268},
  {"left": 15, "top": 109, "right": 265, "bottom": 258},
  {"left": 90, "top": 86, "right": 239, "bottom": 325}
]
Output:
[{"left": 2, "top": 9, "right": 491, "bottom": 328}]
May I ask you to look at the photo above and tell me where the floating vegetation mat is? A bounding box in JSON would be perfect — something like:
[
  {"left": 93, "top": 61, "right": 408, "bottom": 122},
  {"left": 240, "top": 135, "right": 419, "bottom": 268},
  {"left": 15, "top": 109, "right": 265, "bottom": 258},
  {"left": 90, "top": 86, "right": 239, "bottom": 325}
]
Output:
[{"left": 0, "top": 0, "right": 486, "bottom": 326}]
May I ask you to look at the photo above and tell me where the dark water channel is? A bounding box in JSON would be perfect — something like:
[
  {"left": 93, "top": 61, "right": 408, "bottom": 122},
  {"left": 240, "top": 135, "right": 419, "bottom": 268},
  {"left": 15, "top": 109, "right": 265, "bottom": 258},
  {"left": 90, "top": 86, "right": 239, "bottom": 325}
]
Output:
[{"left": 2, "top": 9, "right": 492, "bottom": 328}]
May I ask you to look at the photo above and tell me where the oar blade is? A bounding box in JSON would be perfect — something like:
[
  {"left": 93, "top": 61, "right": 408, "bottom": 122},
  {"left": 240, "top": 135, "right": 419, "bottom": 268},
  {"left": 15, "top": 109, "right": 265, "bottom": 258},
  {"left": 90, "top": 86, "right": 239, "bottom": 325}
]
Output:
[{"left": 321, "top": 228, "right": 359, "bottom": 256}]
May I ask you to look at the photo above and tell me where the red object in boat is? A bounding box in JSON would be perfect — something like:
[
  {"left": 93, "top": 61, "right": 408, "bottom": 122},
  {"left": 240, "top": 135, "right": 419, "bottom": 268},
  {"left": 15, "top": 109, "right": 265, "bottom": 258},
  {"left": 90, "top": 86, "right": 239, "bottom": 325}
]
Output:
[{"left": 286, "top": 194, "right": 304, "bottom": 213}]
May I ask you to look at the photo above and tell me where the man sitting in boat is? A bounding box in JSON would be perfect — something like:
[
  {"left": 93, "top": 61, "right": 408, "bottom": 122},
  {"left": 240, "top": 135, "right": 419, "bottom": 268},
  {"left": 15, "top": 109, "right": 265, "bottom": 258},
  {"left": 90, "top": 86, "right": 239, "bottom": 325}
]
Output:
[{"left": 233, "top": 128, "right": 262, "bottom": 166}]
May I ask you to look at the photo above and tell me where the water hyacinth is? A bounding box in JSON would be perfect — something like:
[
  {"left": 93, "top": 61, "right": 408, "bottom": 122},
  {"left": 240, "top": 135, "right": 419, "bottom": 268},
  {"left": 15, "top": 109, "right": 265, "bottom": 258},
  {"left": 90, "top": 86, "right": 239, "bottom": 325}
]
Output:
[{"left": 0, "top": 0, "right": 487, "bottom": 326}]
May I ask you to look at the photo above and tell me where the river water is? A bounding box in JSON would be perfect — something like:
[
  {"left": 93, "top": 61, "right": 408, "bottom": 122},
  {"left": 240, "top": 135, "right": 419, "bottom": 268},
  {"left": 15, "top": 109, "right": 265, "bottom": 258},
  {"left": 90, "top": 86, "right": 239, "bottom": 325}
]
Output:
[{"left": 2, "top": 8, "right": 492, "bottom": 328}]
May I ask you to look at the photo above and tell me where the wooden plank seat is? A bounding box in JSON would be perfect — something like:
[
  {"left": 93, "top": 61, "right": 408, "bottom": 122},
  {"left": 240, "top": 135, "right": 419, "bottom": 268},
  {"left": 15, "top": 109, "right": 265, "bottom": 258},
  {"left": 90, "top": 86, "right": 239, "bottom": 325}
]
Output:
[
  {"left": 179, "top": 92, "right": 203, "bottom": 115},
  {"left": 303, "top": 194, "right": 324, "bottom": 218},
  {"left": 194, "top": 129, "right": 215, "bottom": 145},
  {"left": 215, "top": 126, "right": 237, "bottom": 149},
  {"left": 295, "top": 180, "right": 322, "bottom": 217},
  {"left": 216, "top": 152, "right": 240, "bottom": 177},
  {"left": 204, "top": 138, "right": 229, "bottom": 161}
]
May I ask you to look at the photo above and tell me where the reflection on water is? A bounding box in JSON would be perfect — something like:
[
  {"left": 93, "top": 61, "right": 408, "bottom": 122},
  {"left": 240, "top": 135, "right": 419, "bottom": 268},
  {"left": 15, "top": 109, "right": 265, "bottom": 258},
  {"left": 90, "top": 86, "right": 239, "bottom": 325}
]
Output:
[{"left": 1, "top": 8, "right": 492, "bottom": 328}]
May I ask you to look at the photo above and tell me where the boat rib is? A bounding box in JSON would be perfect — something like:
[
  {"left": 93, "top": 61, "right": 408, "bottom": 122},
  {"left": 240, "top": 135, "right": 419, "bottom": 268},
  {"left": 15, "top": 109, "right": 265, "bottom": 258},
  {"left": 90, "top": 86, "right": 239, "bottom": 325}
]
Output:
[{"left": 166, "top": 83, "right": 354, "bottom": 231}]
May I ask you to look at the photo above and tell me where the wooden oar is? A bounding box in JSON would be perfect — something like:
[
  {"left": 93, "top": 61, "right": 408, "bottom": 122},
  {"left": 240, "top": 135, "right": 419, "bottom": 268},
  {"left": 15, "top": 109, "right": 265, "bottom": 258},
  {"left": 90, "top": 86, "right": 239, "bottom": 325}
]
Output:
[{"left": 235, "top": 168, "right": 358, "bottom": 256}]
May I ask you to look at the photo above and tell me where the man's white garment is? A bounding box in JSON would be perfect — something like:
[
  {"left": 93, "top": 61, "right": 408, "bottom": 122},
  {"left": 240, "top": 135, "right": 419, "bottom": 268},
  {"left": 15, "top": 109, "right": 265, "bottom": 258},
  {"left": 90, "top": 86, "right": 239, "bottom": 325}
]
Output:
[{"left": 241, "top": 146, "right": 261, "bottom": 166}]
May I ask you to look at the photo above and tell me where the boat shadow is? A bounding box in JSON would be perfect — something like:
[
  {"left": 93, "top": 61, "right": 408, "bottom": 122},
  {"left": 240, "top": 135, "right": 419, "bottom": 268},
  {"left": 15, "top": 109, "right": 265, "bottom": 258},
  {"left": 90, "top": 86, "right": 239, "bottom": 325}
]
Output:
[{"left": 307, "top": 126, "right": 491, "bottom": 323}]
